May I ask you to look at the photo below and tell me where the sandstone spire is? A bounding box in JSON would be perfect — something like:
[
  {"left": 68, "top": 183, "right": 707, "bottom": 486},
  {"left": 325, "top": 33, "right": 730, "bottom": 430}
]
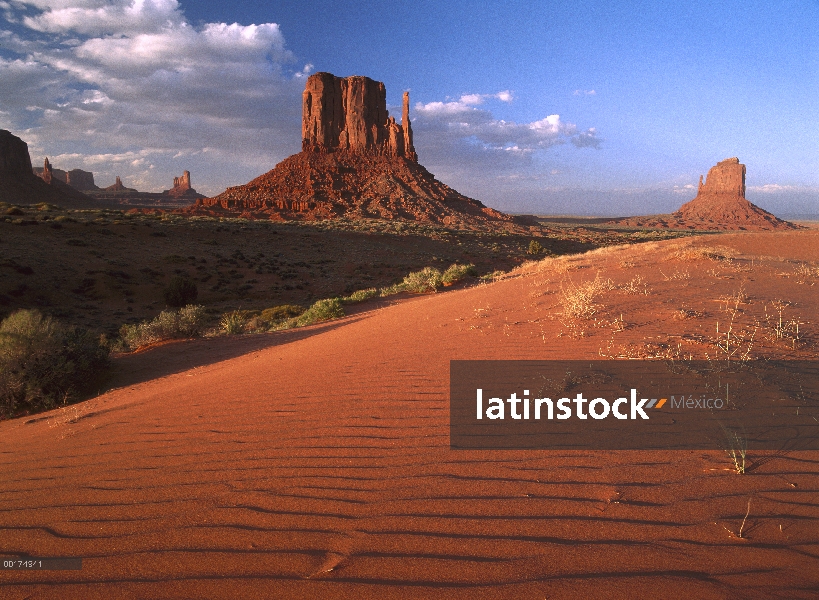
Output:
[
  {"left": 42, "top": 157, "right": 53, "bottom": 184},
  {"left": 402, "top": 91, "right": 416, "bottom": 161},
  {"left": 301, "top": 72, "right": 417, "bottom": 161}
]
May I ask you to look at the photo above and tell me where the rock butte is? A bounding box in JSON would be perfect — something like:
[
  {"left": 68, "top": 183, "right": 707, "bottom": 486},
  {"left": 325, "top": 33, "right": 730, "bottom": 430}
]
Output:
[
  {"left": 612, "top": 158, "right": 796, "bottom": 231},
  {"left": 192, "top": 73, "right": 512, "bottom": 227}
]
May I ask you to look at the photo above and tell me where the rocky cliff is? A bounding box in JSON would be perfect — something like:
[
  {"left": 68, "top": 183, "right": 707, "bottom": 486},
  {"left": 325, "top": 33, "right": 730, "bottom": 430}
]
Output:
[
  {"left": 0, "top": 131, "right": 91, "bottom": 206},
  {"left": 193, "top": 73, "right": 509, "bottom": 228},
  {"left": 301, "top": 73, "right": 416, "bottom": 160}
]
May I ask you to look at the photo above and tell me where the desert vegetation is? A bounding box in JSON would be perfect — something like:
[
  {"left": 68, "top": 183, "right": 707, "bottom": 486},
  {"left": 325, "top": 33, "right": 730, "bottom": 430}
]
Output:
[{"left": 0, "top": 309, "right": 109, "bottom": 418}]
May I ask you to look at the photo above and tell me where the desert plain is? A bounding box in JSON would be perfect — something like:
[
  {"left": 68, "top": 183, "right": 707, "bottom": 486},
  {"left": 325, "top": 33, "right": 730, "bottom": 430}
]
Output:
[{"left": 2, "top": 225, "right": 819, "bottom": 598}]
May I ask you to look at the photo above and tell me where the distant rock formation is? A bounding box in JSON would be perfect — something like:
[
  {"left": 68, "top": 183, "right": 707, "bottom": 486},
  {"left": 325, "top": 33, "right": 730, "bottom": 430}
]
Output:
[
  {"left": 192, "top": 72, "right": 511, "bottom": 228},
  {"left": 104, "top": 176, "right": 136, "bottom": 192},
  {"left": 0, "top": 131, "right": 91, "bottom": 206},
  {"left": 164, "top": 170, "right": 204, "bottom": 198},
  {"left": 609, "top": 157, "right": 797, "bottom": 231},
  {"left": 674, "top": 158, "right": 794, "bottom": 230},
  {"left": 65, "top": 169, "right": 97, "bottom": 191},
  {"left": 34, "top": 161, "right": 98, "bottom": 191}
]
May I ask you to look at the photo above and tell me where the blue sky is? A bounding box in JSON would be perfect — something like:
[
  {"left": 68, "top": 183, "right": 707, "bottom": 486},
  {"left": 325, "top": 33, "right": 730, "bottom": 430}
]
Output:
[{"left": 1, "top": 0, "right": 816, "bottom": 215}]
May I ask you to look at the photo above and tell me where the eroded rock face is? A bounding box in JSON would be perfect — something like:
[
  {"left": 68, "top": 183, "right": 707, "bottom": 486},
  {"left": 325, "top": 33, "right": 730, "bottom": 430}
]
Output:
[
  {"left": 302, "top": 73, "right": 416, "bottom": 160},
  {"left": 0, "top": 129, "right": 34, "bottom": 176},
  {"left": 66, "top": 169, "right": 97, "bottom": 191},
  {"left": 165, "top": 170, "right": 203, "bottom": 198},
  {"left": 697, "top": 157, "right": 746, "bottom": 198}
]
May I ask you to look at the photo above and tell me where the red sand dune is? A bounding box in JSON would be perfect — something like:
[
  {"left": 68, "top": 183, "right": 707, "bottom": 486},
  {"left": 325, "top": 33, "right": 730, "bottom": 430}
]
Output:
[{"left": 2, "top": 231, "right": 819, "bottom": 598}]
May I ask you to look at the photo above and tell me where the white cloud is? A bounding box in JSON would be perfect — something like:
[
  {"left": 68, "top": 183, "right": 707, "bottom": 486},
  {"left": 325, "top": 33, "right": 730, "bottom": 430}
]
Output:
[
  {"left": 0, "top": 0, "right": 307, "bottom": 194},
  {"left": 748, "top": 184, "right": 801, "bottom": 193},
  {"left": 414, "top": 94, "right": 600, "bottom": 153},
  {"left": 573, "top": 89, "right": 596, "bottom": 96}
]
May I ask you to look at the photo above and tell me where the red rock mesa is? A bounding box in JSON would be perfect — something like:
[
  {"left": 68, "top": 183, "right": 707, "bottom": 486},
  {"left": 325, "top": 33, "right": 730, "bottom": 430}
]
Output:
[{"left": 194, "top": 73, "right": 511, "bottom": 227}]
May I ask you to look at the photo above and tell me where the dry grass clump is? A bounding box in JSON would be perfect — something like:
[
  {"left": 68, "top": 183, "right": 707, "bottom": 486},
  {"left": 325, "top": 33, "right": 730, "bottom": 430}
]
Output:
[
  {"left": 560, "top": 273, "right": 615, "bottom": 319},
  {"left": 660, "top": 267, "right": 691, "bottom": 281},
  {"left": 674, "top": 307, "right": 704, "bottom": 320},
  {"left": 669, "top": 244, "right": 739, "bottom": 262},
  {"left": 764, "top": 300, "right": 802, "bottom": 348},
  {"left": 620, "top": 275, "right": 649, "bottom": 295},
  {"left": 794, "top": 262, "right": 819, "bottom": 284}
]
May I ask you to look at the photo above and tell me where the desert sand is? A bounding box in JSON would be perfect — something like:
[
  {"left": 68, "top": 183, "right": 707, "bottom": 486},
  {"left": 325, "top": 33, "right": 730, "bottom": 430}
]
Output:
[{"left": 2, "top": 230, "right": 819, "bottom": 598}]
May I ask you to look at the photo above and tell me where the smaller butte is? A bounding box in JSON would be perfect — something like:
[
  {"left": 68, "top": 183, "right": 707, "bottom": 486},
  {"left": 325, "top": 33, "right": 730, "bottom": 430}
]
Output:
[{"left": 612, "top": 157, "right": 796, "bottom": 231}]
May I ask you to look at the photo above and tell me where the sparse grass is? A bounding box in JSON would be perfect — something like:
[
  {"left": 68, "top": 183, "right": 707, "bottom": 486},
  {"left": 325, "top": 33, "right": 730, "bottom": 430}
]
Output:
[
  {"left": 620, "top": 275, "right": 649, "bottom": 295},
  {"left": 674, "top": 307, "right": 704, "bottom": 320},
  {"left": 220, "top": 310, "right": 248, "bottom": 334},
  {"left": 722, "top": 426, "right": 747, "bottom": 474},
  {"left": 670, "top": 245, "right": 739, "bottom": 262},
  {"left": 119, "top": 304, "right": 206, "bottom": 350},
  {"left": 660, "top": 267, "right": 691, "bottom": 281},
  {"left": 560, "top": 273, "right": 614, "bottom": 320},
  {"left": 764, "top": 300, "right": 802, "bottom": 348}
]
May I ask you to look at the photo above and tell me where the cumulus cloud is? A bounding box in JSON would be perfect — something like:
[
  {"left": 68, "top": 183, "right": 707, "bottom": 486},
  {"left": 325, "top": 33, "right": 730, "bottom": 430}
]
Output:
[
  {"left": 0, "top": 0, "right": 308, "bottom": 194},
  {"left": 413, "top": 92, "right": 600, "bottom": 155}
]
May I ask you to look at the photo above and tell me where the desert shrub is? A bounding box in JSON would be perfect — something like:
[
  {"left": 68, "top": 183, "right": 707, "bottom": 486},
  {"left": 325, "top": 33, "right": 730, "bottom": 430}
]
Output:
[
  {"left": 402, "top": 267, "right": 443, "bottom": 293},
  {"left": 441, "top": 263, "right": 476, "bottom": 285},
  {"left": 220, "top": 310, "right": 256, "bottom": 334},
  {"left": 293, "top": 298, "right": 344, "bottom": 327},
  {"left": 119, "top": 304, "right": 206, "bottom": 350},
  {"left": 163, "top": 276, "right": 198, "bottom": 307},
  {"left": 5, "top": 207, "right": 24, "bottom": 216},
  {"left": 379, "top": 282, "right": 407, "bottom": 296},
  {"left": 260, "top": 305, "right": 304, "bottom": 323},
  {"left": 560, "top": 273, "right": 615, "bottom": 320},
  {"left": 341, "top": 288, "right": 378, "bottom": 303},
  {"left": 528, "top": 240, "right": 544, "bottom": 255},
  {"left": 0, "top": 309, "right": 109, "bottom": 418}
]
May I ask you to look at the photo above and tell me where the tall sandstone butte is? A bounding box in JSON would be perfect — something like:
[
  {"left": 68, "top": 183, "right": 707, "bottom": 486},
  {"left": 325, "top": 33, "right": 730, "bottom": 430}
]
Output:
[
  {"left": 675, "top": 157, "right": 795, "bottom": 230},
  {"left": 195, "top": 73, "right": 510, "bottom": 227}
]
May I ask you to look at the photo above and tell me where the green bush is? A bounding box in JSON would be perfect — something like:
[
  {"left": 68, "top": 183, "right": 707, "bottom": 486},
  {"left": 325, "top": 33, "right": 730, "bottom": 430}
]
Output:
[
  {"left": 260, "top": 305, "right": 304, "bottom": 323},
  {"left": 0, "top": 309, "right": 109, "bottom": 418},
  {"left": 293, "top": 298, "right": 344, "bottom": 327},
  {"left": 163, "top": 276, "right": 198, "bottom": 307},
  {"left": 528, "top": 240, "right": 544, "bottom": 255},
  {"left": 441, "top": 263, "right": 476, "bottom": 285},
  {"left": 119, "top": 305, "right": 206, "bottom": 350},
  {"left": 402, "top": 266, "right": 443, "bottom": 293},
  {"left": 341, "top": 288, "right": 378, "bottom": 303}
]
